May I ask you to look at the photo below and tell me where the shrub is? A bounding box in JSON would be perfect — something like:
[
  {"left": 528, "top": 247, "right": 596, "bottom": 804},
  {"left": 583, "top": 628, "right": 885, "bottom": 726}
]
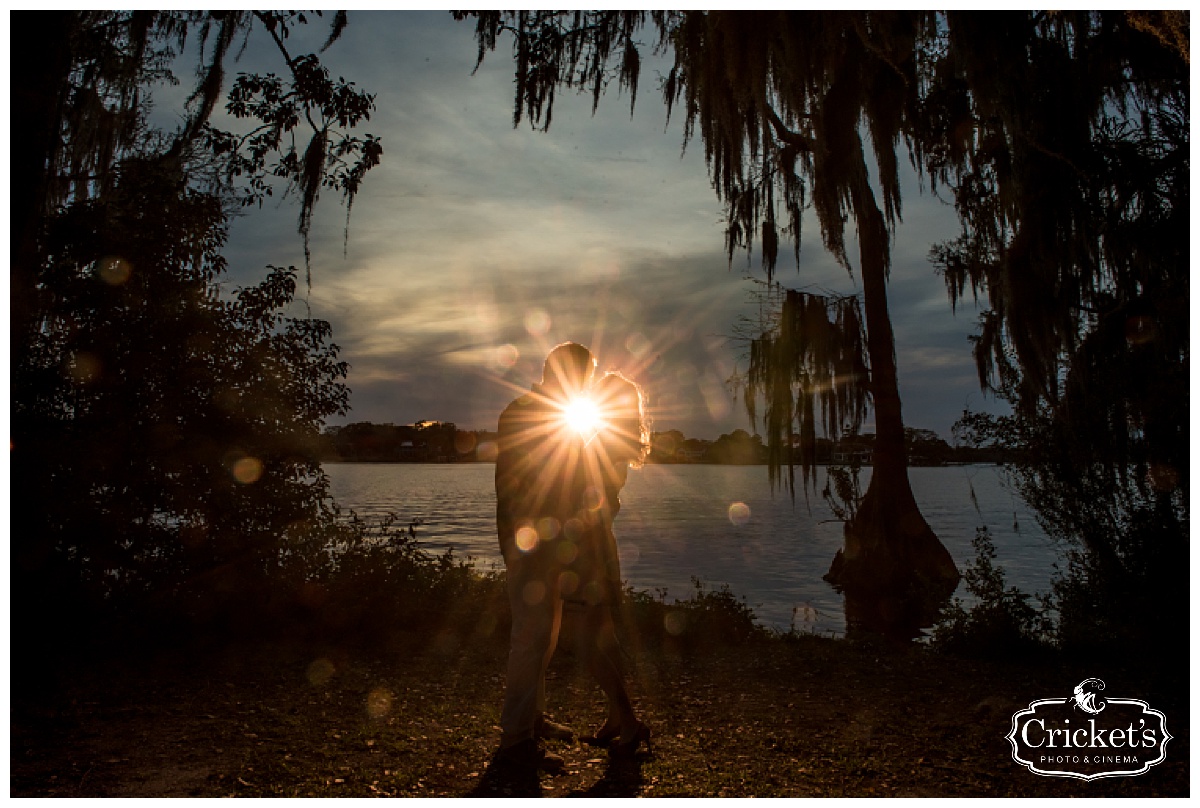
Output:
[
  {"left": 618, "top": 577, "right": 765, "bottom": 651},
  {"left": 931, "top": 527, "right": 1053, "bottom": 658}
]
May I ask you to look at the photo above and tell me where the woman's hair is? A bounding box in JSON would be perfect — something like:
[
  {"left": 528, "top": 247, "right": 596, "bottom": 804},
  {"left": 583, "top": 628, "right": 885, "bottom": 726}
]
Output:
[{"left": 594, "top": 371, "right": 651, "bottom": 468}]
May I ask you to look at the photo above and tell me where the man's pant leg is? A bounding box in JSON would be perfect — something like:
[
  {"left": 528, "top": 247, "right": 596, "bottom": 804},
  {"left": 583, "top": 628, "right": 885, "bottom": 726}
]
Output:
[{"left": 499, "top": 549, "right": 562, "bottom": 748}]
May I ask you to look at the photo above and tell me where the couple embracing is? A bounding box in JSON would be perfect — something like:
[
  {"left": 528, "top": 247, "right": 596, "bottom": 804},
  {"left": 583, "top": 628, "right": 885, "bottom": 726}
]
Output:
[{"left": 494, "top": 342, "right": 651, "bottom": 773}]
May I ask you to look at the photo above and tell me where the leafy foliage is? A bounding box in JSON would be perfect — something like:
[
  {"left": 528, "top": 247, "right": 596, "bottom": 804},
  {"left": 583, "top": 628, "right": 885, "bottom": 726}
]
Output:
[
  {"left": 11, "top": 12, "right": 381, "bottom": 634},
  {"left": 306, "top": 513, "right": 502, "bottom": 643},
  {"left": 17, "top": 159, "right": 350, "bottom": 606},
  {"left": 622, "top": 577, "right": 765, "bottom": 649},
  {"left": 457, "top": 11, "right": 667, "bottom": 129},
  {"left": 15, "top": 11, "right": 381, "bottom": 316},
  {"left": 954, "top": 405, "right": 1187, "bottom": 660},
  {"left": 925, "top": 13, "right": 1188, "bottom": 658},
  {"left": 931, "top": 528, "right": 1053, "bottom": 658},
  {"left": 204, "top": 22, "right": 382, "bottom": 269},
  {"left": 822, "top": 462, "right": 863, "bottom": 525},
  {"left": 923, "top": 12, "right": 1188, "bottom": 486}
]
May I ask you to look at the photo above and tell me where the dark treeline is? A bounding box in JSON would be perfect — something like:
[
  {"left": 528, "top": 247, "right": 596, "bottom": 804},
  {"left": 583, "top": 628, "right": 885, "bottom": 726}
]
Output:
[
  {"left": 321, "top": 422, "right": 1008, "bottom": 466},
  {"left": 321, "top": 421, "right": 472, "bottom": 463}
]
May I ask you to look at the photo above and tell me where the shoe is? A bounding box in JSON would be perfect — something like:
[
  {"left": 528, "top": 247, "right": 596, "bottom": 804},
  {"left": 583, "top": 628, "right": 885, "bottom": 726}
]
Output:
[
  {"left": 580, "top": 725, "right": 620, "bottom": 747},
  {"left": 610, "top": 721, "right": 651, "bottom": 758},
  {"left": 496, "top": 738, "right": 566, "bottom": 774},
  {"left": 535, "top": 715, "right": 575, "bottom": 742}
]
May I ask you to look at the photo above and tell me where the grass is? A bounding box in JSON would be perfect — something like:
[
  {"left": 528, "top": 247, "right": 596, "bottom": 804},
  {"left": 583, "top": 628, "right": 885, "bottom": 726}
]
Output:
[{"left": 11, "top": 620, "right": 1189, "bottom": 798}]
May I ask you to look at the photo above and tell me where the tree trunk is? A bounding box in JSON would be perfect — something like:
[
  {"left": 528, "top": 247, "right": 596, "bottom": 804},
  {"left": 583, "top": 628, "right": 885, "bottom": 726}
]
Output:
[
  {"left": 10, "top": 14, "right": 81, "bottom": 686},
  {"left": 824, "top": 174, "right": 960, "bottom": 606},
  {"left": 11, "top": 12, "right": 74, "bottom": 365}
]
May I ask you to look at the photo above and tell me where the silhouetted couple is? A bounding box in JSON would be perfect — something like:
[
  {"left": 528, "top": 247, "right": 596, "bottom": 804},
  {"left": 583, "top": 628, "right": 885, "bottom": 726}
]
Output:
[{"left": 494, "top": 342, "right": 651, "bottom": 773}]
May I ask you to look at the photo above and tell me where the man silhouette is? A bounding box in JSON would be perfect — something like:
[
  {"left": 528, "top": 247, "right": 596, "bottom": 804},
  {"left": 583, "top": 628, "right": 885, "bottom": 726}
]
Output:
[{"left": 494, "top": 342, "right": 597, "bottom": 772}]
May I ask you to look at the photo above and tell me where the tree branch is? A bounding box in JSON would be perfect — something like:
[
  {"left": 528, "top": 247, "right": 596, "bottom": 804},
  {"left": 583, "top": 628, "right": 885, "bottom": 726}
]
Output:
[
  {"left": 765, "top": 106, "right": 814, "bottom": 152},
  {"left": 254, "top": 12, "right": 322, "bottom": 133}
]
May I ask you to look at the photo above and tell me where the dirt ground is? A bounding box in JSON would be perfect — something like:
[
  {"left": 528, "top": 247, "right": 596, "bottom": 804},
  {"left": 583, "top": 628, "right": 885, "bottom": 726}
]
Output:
[{"left": 10, "top": 632, "right": 1189, "bottom": 798}]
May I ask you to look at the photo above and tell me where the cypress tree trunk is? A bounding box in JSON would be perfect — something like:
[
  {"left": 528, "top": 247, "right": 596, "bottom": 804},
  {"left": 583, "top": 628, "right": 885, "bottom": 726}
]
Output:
[{"left": 824, "top": 177, "right": 960, "bottom": 608}]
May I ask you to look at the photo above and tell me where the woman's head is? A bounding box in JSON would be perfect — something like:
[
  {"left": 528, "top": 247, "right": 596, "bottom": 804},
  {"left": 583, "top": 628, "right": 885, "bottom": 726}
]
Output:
[{"left": 594, "top": 371, "right": 651, "bottom": 467}]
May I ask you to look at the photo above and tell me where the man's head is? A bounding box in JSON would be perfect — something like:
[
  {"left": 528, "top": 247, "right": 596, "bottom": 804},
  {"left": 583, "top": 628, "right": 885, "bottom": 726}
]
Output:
[{"left": 539, "top": 342, "right": 596, "bottom": 397}]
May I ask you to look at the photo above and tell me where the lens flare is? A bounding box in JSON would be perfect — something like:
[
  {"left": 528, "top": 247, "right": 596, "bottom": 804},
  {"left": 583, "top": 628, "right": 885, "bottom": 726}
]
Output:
[
  {"left": 522, "top": 580, "right": 546, "bottom": 606},
  {"left": 493, "top": 344, "right": 519, "bottom": 370},
  {"left": 515, "top": 525, "right": 539, "bottom": 553},
  {"left": 624, "top": 332, "right": 652, "bottom": 359},
  {"left": 535, "top": 516, "right": 561, "bottom": 541},
  {"left": 582, "top": 486, "right": 604, "bottom": 510},
  {"left": 562, "top": 396, "right": 600, "bottom": 437},
  {"left": 583, "top": 581, "right": 604, "bottom": 605},
  {"left": 563, "top": 518, "right": 585, "bottom": 542},
  {"left": 664, "top": 611, "right": 687, "bottom": 636},
  {"left": 366, "top": 687, "right": 393, "bottom": 720},
  {"left": 728, "top": 502, "right": 751, "bottom": 525},
  {"left": 307, "top": 658, "right": 336, "bottom": 685},
  {"left": 555, "top": 540, "right": 579, "bottom": 565},
  {"left": 524, "top": 309, "right": 551, "bottom": 336},
  {"left": 67, "top": 352, "right": 102, "bottom": 384},
  {"left": 557, "top": 570, "right": 580, "bottom": 596},
  {"left": 98, "top": 256, "right": 133, "bottom": 286},
  {"left": 454, "top": 431, "right": 477, "bottom": 454},
  {"left": 232, "top": 457, "right": 264, "bottom": 484}
]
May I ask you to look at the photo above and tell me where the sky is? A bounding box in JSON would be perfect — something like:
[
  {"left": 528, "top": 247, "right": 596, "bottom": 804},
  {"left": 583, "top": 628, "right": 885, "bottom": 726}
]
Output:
[{"left": 177, "top": 11, "right": 1008, "bottom": 440}]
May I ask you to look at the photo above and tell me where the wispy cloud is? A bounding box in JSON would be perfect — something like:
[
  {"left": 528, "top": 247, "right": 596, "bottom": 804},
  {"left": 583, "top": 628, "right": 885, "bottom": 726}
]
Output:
[{"left": 208, "top": 11, "right": 1005, "bottom": 439}]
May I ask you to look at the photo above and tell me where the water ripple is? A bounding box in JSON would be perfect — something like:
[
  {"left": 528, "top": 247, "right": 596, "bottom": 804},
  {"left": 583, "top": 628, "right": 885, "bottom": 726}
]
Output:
[{"left": 324, "top": 463, "right": 1057, "bottom": 636}]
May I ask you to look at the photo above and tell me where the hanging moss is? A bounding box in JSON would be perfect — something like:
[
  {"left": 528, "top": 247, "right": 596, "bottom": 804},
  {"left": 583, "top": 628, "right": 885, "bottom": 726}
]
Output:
[{"left": 746, "top": 289, "right": 869, "bottom": 500}]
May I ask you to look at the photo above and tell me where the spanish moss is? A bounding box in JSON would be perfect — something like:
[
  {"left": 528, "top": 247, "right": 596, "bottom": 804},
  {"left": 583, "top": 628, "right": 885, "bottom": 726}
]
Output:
[{"left": 745, "top": 288, "right": 869, "bottom": 500}]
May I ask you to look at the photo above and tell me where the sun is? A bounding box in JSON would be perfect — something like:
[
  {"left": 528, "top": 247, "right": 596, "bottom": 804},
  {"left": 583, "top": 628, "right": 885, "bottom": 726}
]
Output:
[{"left": 561, "top": 395, "right": 601, "bottom": 438}]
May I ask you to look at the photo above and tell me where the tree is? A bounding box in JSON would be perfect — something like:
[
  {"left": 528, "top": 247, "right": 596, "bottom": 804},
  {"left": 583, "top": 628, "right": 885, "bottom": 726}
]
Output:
[
  {"left": 456, "top": 11, "right": 961, "bottom": 610},
  {"left": 19, "top": 161, "right": 349, "bottom": 602},
  {"left": 927, "top": 11, "right": 1188, "bottom": 656},
  {"left": 11, "top": 12, "right": 381, "bottom": 637},
  {"left": 706, "top": 429, "right": 765, "bottom": 465},
  {"left": 650, "top": 429, "right": 687, "bottom": 462},
  {"left": 923, "top": 11, "right": 1187, "bottom": 512},
  {"left": 456, "top": 11, "right": 1188, "bottom": 630},
  {"left": 11, "top": 11, "right": 380, "bottom": 357},
  {"left": 904, "top": 429, "right": 952, "bottom": 466}
]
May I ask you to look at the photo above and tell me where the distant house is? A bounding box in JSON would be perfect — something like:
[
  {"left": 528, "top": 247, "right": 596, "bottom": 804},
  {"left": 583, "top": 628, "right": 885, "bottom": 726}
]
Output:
[
  {"left": 832, "top": 447, "right": 872, "bottom": 465},
  {"left": 827, "top": 432, "right": 875, "bottom": 465}
]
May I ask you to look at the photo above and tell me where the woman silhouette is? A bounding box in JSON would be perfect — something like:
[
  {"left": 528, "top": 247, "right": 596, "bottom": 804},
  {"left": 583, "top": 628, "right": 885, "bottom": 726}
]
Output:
[{"left": 565, "top": 370, "right": 652, "bottom": 756}]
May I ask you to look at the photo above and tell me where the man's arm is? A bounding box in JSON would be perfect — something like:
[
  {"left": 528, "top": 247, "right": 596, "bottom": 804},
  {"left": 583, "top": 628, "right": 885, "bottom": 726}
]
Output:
[{"left": 495, "top": 398, "right": 535, "bottom": 555}]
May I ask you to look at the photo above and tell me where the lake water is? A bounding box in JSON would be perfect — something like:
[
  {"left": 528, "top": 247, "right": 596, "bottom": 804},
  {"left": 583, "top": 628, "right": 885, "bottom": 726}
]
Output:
[{"left": 324, "top": 462, "right": 1058, "bottom": 636}]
